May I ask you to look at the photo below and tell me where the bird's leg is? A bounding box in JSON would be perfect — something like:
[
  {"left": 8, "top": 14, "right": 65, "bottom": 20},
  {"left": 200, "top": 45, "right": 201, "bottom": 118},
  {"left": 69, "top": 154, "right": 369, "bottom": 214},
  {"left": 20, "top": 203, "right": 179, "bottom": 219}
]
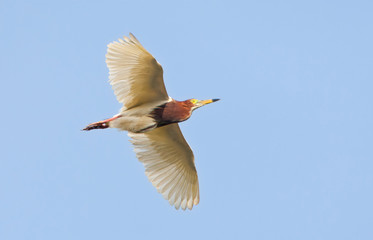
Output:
[{"left": 82, "top": 115, "right": 121, "bottom": 131}]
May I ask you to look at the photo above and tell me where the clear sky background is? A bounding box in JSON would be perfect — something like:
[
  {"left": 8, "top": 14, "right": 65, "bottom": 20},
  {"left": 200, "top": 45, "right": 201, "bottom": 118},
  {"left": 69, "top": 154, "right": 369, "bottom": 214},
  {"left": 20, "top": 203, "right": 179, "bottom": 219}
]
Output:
[{"left": 1, "top": 0, "right": 372, "bottom": 239}]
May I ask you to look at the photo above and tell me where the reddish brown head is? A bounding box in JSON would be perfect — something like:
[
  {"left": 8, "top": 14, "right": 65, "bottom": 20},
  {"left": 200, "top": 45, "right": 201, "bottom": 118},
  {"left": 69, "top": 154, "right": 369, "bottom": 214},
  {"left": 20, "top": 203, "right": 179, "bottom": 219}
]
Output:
[{"left": 151, "top": 98, "right": 220, "bottom": 127}]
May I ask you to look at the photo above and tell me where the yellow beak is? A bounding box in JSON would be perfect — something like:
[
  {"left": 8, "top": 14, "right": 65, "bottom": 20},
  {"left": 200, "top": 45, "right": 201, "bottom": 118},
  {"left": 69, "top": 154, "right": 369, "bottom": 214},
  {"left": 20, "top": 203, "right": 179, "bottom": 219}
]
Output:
[
  {"left": 194, "top": 99, "right": 220, "bottom": 110},
  {"left": 199, "top": 98, "right": 220, "bottom": 106}
]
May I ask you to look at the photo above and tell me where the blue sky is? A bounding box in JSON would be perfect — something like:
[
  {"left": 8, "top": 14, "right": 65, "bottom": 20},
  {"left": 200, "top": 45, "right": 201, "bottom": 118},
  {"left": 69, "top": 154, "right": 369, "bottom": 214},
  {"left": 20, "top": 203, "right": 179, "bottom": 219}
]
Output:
[{"left": 1, "top": 0, "right": 373, "bottom": 239}]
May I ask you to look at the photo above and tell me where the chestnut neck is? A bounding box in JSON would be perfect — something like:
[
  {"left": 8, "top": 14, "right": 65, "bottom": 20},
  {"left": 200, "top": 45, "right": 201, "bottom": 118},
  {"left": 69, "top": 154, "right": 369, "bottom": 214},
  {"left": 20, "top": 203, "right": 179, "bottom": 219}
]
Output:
[{"left": 151, "top": 99, "right": 194, "bottom": 127}]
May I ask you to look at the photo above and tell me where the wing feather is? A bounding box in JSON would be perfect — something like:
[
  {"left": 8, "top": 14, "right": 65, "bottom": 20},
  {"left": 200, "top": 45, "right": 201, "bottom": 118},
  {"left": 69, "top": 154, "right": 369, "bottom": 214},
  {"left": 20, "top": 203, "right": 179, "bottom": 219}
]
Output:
[
  {"left": 128, "top": 124, "right": 200, "bottom": 210},
  {"left": 106, "top": 33, "right": 169, "bottom": 110}
]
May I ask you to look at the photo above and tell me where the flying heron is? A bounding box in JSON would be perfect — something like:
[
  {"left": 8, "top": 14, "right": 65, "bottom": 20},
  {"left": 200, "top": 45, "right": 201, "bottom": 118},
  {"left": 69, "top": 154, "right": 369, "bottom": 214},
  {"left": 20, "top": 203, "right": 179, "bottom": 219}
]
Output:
[{"left": 83, "top": 33, "right": 219, "bottom": 210}]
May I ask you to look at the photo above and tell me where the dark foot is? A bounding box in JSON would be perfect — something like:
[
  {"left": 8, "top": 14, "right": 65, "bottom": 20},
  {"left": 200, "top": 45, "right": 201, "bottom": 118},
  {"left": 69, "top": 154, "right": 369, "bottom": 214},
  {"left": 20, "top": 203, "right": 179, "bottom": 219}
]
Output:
[{"left": 82, "top": 121, "right": 109, "bottom": 131}]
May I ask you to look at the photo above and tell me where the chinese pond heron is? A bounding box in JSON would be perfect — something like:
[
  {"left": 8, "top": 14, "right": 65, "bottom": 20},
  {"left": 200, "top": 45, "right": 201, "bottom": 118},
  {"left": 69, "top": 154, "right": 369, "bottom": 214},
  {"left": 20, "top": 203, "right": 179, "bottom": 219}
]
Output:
[{"left": 84, "top": 33, "right": 219, "bottom": 210}]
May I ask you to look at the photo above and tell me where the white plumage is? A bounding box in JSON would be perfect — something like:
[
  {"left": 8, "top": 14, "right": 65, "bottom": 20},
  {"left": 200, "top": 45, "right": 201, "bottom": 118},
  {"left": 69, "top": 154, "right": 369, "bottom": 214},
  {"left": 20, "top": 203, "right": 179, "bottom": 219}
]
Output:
[
  {"left": 129, "top": 124, "right": 199, "bottom": 210},
  {"left": 106, "top": 33, "right": 169, "bottom": 111}
]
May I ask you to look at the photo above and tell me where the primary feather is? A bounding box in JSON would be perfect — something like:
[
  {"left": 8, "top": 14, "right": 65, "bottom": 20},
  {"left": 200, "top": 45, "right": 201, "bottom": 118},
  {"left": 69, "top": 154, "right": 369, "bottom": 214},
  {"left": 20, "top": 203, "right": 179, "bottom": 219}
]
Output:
[
  {"left": 129, "top": 124, "right": 199, "bottom": 210},
  {"left": 106, "top": 33, "right": 169, "bottom": 111}
]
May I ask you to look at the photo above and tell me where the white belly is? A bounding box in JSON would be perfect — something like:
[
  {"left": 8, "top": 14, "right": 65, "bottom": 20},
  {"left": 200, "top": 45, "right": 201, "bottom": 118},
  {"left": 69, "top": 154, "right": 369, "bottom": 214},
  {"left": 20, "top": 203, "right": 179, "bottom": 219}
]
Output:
[
  {"left": 109, "top": 115, "right": 156, "bottom": 133},
  {"left": 109, "top": 100, "right": 168, "bottom": 133}
]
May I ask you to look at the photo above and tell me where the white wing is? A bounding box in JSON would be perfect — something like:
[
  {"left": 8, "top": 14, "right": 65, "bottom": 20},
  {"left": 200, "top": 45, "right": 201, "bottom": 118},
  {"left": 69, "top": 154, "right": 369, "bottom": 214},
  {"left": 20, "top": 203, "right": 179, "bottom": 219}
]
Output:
[
  {"left": 106, "top": 33, "right": 169, "bottom": 110},
  {"left": 129, "top": 124, "right": 200, "bottom": 210}
]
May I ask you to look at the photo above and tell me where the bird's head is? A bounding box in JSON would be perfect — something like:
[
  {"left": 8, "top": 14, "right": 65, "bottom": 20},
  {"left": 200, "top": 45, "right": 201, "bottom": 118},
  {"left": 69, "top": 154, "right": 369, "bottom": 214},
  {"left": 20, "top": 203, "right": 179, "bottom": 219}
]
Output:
[{"left": 189, "top": 98, "right": 220, "bottom": 111}]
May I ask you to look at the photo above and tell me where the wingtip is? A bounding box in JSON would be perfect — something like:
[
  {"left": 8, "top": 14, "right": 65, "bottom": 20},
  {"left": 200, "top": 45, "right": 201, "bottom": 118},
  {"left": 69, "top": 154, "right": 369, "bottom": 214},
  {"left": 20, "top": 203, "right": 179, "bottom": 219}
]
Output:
[{"left": 129, "top": 33, "right": 140, "bottom": 44}]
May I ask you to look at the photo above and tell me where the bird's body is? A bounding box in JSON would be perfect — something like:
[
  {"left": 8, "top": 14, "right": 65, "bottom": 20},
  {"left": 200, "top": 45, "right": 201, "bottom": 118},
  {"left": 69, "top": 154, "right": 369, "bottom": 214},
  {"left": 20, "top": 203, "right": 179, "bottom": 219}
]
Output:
[
  {"left": 84, "top": 98, "right": 203, "bottom": 133},
  {"left": 84, "top": 34, "right": 219, "bottom": 210}
]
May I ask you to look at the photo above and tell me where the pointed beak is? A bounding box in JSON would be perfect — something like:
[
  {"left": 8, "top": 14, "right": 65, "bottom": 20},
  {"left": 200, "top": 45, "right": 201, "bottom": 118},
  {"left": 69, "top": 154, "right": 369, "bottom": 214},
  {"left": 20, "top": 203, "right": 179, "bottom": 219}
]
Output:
[{"left": 198, "top": 98, "right": 220, "bottom": 106}]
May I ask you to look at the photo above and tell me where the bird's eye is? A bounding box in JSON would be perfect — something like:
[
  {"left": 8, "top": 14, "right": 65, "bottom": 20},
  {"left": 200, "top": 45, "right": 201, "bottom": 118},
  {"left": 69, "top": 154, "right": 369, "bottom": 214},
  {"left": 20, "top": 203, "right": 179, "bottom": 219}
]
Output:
[{"left": 191, "top": 99, "right": 198, "bottom": 104}]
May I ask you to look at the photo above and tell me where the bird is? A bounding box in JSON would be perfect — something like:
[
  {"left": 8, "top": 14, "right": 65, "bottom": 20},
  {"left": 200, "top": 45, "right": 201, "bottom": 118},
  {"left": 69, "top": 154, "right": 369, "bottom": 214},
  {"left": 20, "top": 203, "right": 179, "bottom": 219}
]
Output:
[{"left": 83, "top": 33, "right": 219, "bottom": 210}]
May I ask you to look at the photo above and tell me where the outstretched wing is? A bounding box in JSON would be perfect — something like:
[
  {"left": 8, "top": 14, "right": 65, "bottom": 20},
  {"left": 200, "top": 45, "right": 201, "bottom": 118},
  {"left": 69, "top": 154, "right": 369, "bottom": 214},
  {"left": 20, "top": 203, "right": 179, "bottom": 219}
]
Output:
[
  {"left": 106, "top": 33, "right": 169, "bottom": 110},
  {"left": 128, "top": 124, "right": 200, "bottom": 210}
]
